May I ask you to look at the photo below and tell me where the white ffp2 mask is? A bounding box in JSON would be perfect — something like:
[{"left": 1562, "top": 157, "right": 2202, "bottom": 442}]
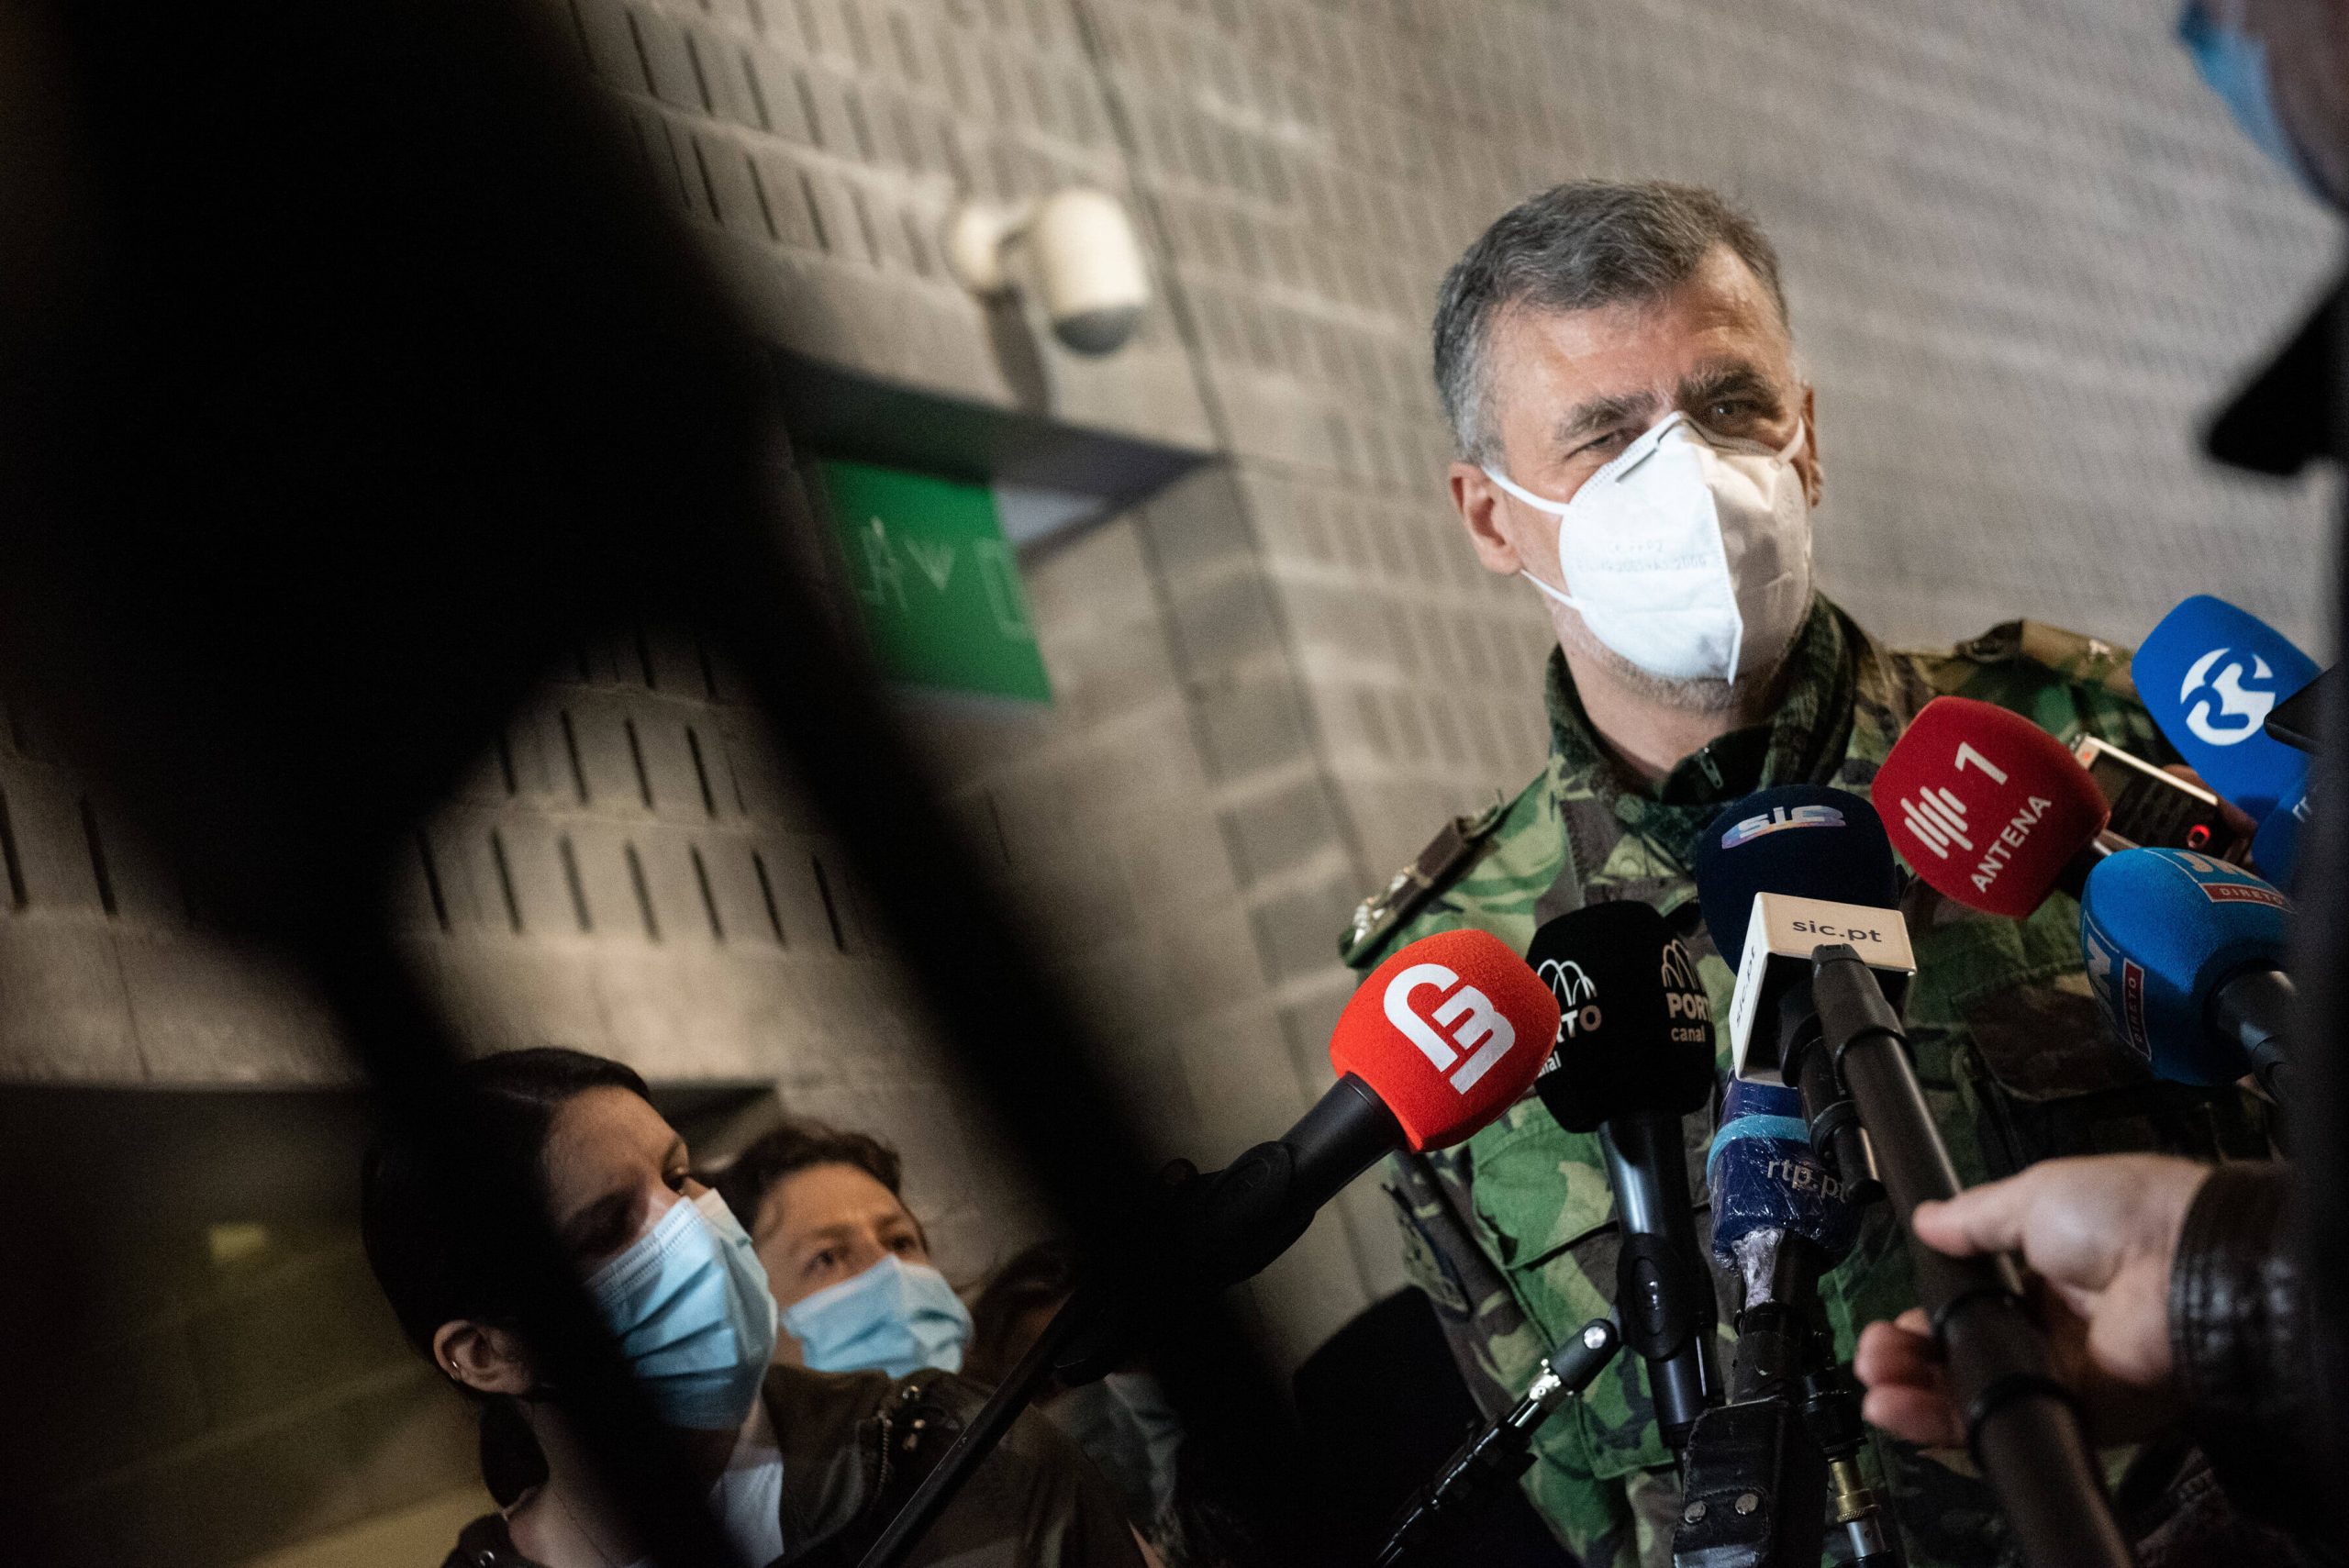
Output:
[{"left": 1486, "top": 412, "right": 1813, "bottom": 686}]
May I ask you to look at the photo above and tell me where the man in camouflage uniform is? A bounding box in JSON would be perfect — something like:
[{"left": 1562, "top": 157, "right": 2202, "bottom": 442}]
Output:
[{"left": 1341, "top": 182, "right": 2271, "bottom": 1567}]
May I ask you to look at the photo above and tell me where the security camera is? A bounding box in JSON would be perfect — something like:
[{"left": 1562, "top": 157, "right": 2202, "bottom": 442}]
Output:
[{"left": 945, "top": 188, "right": 1150, "bottom": 355}]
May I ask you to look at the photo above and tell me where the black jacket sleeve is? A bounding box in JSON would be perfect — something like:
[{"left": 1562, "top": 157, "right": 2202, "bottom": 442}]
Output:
[{"left": 2168, "top": 1161, "right": 2321, "bottom": 1540}]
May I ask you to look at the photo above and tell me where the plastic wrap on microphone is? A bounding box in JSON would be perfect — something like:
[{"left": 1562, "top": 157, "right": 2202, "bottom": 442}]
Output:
[{"left": 1706, "top": 1078, "right": 1859, "bottom": 1294}]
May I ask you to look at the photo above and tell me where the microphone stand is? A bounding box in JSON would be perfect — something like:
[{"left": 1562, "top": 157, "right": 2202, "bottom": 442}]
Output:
[
  {"left": 1670, "top": 1231, "right": 1899, "bottom": 1568},
  {"left": 1805, "top": 945, "right": 2132, "bottom": 1568},
  {"left": 1669, "top": 1231, "right": 1830, "bottom": 1568},
  {"left": 1672, "top": 983, "right": 1899, "bottom": 1568},
  {"left": 1374, "top": 1318, "right": 1621, "bottom": 1568}
]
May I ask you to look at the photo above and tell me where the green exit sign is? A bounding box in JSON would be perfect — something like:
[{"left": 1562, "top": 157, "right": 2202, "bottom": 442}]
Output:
[{"left": 811, "top": 459, "right": 1052, "bottom": 704}]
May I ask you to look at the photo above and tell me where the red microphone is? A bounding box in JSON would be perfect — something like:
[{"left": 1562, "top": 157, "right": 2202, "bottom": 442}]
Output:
[
  {"left": 1872, "top": 697, "right": 2110, "bottom": 917},
  {"left": 1166, "top": 929, "right": 1557, "bottom": 1293},
  {"left": 1331, "top": 927, "right": 1562, "bottom": 1150}
]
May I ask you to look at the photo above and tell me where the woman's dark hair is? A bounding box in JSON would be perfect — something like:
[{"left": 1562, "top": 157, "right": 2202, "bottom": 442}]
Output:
[
  {"left": 713, "top": 1118, "right": 905, "bottom": 1240},
  {"left": 360, "top": 1046, "right": 653, "bottom": 1504},
  {"left": 964, "top": 1240, "right": 1078, "bottom": 1387}
]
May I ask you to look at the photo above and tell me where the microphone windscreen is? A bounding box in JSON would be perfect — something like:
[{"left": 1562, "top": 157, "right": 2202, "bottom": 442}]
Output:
[
  {"left": 1706, "top": 1078, "right": 1859, "bottom": 1265},
  {"left": 2134, "top": 595, "right": 2317, "bottom": 820},
  {"left": 1873, "top": 697, "right": 2108, "bottom": 916},
  {"left": 2252, "top": 787, "right": 2309, "bottom": 888},
  {"left": 2078, "top": 847, "right": 2289, "bottom": 1085},
  {"left": 1694, "top": 784, "right": 1899, "bottom": 961},
  {"left": 1331, "top": 929, "right": 1559, "bottom": 1151},
  {"left": 1525, "top": 901, "right": 1715, "bottom": 1133}
]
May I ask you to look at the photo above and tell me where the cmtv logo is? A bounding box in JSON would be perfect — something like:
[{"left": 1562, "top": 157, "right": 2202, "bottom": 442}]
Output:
[{"left": 1385, "top": 962, "right": 1517, "bottom": 1094}]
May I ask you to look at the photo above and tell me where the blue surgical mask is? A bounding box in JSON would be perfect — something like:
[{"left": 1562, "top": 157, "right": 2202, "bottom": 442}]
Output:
[
  {"left": 584, "top": 1188, "right": 779, "bottom": 1430},
  {"left": 1047, "top": 1372, "right": 1185, "bottom": 1529},
  {"left": 2178, "top": 1, "right": 2321, "bottom": 194},
  {"left": 781, "top": 1254, "right": 973, "bottom": 1378}
]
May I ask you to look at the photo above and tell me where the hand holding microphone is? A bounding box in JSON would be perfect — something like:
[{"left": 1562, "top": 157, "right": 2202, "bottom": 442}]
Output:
[
  {"left": 1692, "top": 783, "right": 2132, "bottom": 1568},
  {"left": 1854, "top": 1155, "right": 2210, "bottom": 1448}
]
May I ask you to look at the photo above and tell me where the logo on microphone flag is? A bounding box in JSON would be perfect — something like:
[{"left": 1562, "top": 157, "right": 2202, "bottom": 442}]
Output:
[
  {"left": 1336, "top": 929, "right": 1556, "bottom": 1151},
  {"left": 1658, "top": 940, "right": 1703, "bottom": 997},
  {"left": 2081, "top": 912, "right": 2149, "bottom": 1062},
  {"left": 1720, "top": 803, "right": 1844, "bottom": 848},
  {"left": 1533, "top": 957, "right": 1604, "bottom": 1053},
  {"left": 2178, "top": 647, "right": 2280, "bottom": 749},
  {"left": 1895, "top": 786, "right": 1971, "bottom": 861},
  {"left": 2202, "top": 881, "right": 2290, "bottom": 909},
  {"left": 1384, "top": 962, "right": 1518, "bottom": 1094}
]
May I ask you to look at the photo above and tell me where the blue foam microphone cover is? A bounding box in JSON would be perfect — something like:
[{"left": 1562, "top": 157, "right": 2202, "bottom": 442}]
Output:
[
  {"left": 2252, "top": 784, "right": 2310, "bottom": 888},
  {"left": 2134, "top": 595, "right": 2317, "bottom": 820},
  {"left": 1695, "top": 784, "right": 1901, "bottom": 962},
  {"left": 2077, "top": 847, "right": 2289, "bottom": 1085},
  {"left": 1705, "top": 1078, "right": 1859, "bottom": 1264}
]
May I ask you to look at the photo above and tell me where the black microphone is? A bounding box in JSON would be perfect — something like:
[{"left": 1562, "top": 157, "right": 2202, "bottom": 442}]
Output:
[
  {"left": 1527, "top": 901, "right": 1720, "bottom": 1451},
  {"left": 1811, "top": 949, "right": 2130, "bottom": 1568},
  {"left": 1695, "top": 784, "right": 1912, "bottom": 1200}
]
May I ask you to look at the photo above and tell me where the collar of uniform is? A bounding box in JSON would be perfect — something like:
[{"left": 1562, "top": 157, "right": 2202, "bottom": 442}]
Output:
[{"left": 1542, "top": 595, "right": 1859, "bottom": 868}]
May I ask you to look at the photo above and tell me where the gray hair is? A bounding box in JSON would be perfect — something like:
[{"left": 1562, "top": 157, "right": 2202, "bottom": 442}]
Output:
[{"left": 1431, "top": 181, "right": 1787, "bottom": 463}]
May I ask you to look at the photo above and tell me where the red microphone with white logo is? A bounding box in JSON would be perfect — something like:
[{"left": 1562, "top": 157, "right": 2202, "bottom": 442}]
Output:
[
  {"left": 1873, "top": 697, "right": 2112, "bottom": 916},
  {"left": 859, "top": 929, "right": 1559, "bottom": 1568},
  {"left": 1329, "top": 927, "right": 1561, "bottom": 1150},
  {"left": 1173, "top": 929, "right": 1559, "bottom": 1292}
]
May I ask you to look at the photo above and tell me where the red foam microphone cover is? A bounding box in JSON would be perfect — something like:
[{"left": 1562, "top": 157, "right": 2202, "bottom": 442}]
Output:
[
  {"left": 1872, "top": 696, "right": 2110, "bottom": 917},
  {"left": 1330, "top": 928, "right": 1560, "bottom": 1151}
]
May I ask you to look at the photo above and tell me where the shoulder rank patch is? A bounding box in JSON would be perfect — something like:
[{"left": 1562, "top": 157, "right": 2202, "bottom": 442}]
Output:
[
  {"left": 1949, "top": 618, "right": 2138, "bottom": 700},
  {"left": 1340, "top": 795, "right": 1508, "bottom": 969}
]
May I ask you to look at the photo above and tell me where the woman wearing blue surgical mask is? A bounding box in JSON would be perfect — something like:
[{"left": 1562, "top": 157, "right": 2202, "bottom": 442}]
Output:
[
  {"left": 362, "top": 1050, "right": 1147, "bottom": 1568},
  {"left": 716, "top": 1121, "right": 974, "bottom": 1379}
]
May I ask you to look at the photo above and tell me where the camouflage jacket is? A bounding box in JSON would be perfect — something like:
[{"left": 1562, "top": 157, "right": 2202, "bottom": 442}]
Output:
[{"left": 1338, "top": 596, "right": 2275, "bottom": 1568}]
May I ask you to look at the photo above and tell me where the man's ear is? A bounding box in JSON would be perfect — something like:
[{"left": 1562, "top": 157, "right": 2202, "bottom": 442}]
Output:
[
  {"left": 1796, "top": 384, "right": 1823, "bottom": 509},
  {"left": 433, "top": 1319, "right": 536, "bottom": 1398},
  {"left": 1450, "top": 462, "right": 1525, "bottom": 576}
]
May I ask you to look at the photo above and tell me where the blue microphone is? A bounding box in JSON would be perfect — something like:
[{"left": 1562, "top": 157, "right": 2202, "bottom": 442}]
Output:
[
  {"left": 2077, "top": 847, "right": 2292, "bottom": 1099},
  {"left": 1708, "top": 1078, "right": 1862, "bottom": 1283},
  {"left": 1695, "top": 784, "right": 1900, "bottom": 964},
  {"left": 2252, "top": 791, "right": 2312, "bottom": 889},
  {"left": 2133, "top": 595, "right": 2316, "bottom": 834}
]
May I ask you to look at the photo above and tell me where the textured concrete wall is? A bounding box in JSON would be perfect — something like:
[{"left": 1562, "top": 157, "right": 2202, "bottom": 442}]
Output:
[{"left": 604, "top": 0, "right": 2337, "bottom": 1349}]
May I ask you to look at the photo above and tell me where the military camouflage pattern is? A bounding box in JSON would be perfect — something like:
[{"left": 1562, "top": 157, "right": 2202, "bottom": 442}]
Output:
[{"left": 1348, "top": 596, "right": 2275, "bottom": 1568}]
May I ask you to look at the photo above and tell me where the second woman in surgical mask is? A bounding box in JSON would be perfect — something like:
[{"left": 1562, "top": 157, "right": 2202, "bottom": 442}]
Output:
[
  {"left": 363, "top": 1053, "right": 1142, "bottom": 1568},
  {"left": 716, "top": 1120, "right": 976, "bottom": 1378}
]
